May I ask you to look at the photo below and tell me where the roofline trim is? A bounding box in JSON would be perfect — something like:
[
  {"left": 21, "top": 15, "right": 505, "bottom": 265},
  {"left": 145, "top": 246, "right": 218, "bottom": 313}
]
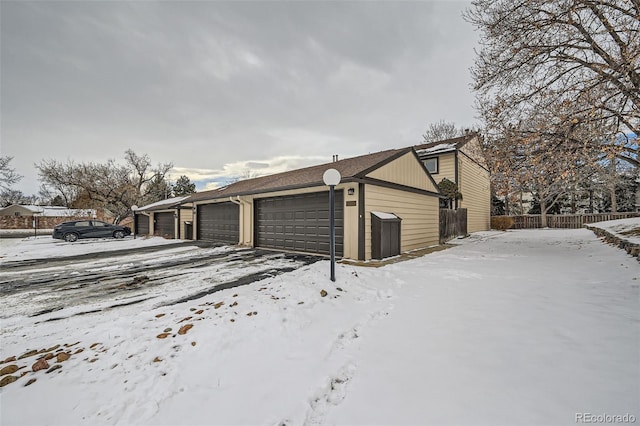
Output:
[{"left": 190, "top": 179, "right": 362, "bottom": 204}]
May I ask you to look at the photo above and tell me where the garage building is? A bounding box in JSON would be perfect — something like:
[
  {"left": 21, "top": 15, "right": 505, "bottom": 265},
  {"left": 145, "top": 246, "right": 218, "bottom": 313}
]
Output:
[
  {"left": 187, "top": 148, "right": 442, "bottom": 260},
  {"left": 133, "top": 196, "right": 190, "bottom": 239}
]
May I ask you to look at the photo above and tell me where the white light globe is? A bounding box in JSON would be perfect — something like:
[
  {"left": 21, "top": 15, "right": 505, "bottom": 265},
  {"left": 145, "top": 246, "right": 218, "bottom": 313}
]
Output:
[{"left": 322, "top": 168, "right": 341, "bottom": 186}]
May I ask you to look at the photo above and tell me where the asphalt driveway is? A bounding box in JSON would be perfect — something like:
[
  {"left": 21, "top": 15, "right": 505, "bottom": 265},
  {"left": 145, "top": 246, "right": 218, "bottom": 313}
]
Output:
[{"left": 0, "top": 241, "right": 321, "bottom": 319}]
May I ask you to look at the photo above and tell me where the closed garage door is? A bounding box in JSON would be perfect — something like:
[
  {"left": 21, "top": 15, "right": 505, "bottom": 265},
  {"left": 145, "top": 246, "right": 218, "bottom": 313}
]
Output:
[
  {"left": 154, "top": 212, "right": 175, "bottom": 238},
  {"left": 255, "top": 191, "right": 343, "bottom": 256},
  {"left": 135, "top": 214, "right": 149, "bottom": 236},
  {"left": 197, "top": 202, "right": 239, "bottom": 243}
]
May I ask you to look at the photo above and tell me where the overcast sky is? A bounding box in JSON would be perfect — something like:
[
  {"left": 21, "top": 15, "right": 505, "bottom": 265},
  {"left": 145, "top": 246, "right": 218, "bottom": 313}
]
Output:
[{"left": 1, "top": 0, "right": 479, "bottom": 195}]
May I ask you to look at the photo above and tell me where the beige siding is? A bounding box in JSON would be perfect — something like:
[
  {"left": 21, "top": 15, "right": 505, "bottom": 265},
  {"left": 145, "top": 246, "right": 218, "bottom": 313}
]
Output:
[
  {"left": 366, "top": 151, "right": 438, "bottom": 192},
  {"left": 429, "top": 152, "right": 456, "bottom": 185},
  {"left": 364, "top": 184, "right": 439, "bottom": 260},
  {"left": 342, "top": 185, "right": 359, "bottom": 260},
  {"left": 148, "top": 212, "right": 155, "bottom": 235},
  {"left": 179, "top": 208, "right": 193, "bottom": 240},
  {"left": 460, "top": 136, "right": 488, "bottom": 169},
  {"left": 458, "top": 156, "right": 491, "bottom": 232},
  {"left": 239, "top": 198, "right": 253, "bottom": 246}
]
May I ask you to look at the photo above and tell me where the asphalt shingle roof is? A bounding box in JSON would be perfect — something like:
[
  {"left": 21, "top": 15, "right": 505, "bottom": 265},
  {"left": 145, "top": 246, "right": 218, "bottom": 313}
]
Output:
[{"left": 187, "top": 148, "right": 409, "bottom": 202}]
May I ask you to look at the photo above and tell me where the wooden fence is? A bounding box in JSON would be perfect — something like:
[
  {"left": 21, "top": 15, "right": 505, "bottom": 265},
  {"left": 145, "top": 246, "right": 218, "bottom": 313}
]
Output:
[
  {"left": 440, "top": 208, "right": 467, "bottom": 243},
  {"left": 495, "top": 212, "right": 640, "bottom": 230}
]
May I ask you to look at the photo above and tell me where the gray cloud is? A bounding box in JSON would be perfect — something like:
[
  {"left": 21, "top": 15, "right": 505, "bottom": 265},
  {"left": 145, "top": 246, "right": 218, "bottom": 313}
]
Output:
[{"left": 1, "top": 1, "right": 478, "bottom": 195}]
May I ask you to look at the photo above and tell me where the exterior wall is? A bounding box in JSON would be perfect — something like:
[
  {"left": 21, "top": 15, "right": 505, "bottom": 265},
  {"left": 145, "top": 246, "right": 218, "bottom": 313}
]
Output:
[
  {"left": 460, "top": 136, "right": 488, "bottom": 169},
  {"left": 366, "top": 151, "right": 439, "bottom": 192},
  {"left": 148, "top": 213, "right": 155, "bottom": 236},
  {"left": 179, "top": 208, "right": 193, "bottom": 239},
  {"left": 1, "top": 213, "right": 119, "bottom": 230},
  {"left": 342, "top": 185, "right": 359, "bottom": 260},
  {"left": 237, "top": 198, "right": 253, "bottom": 246},
  {"left": 458, "top": 155, "right": 491, "bottom": 232},
  {"left": 0, "top": 215, "right": 94, "bottom": 230},
  {"left": 363, "top": 184, "right": 439, "bottom": 260},
  {"left": 428, "top": 152, "right": 456, "bottom": 185}
]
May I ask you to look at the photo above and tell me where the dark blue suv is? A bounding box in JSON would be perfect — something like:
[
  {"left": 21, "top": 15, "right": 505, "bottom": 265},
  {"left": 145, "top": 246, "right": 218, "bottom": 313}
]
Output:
[{"left": 52, "top": 220, "right": 131, "bottom": 242}]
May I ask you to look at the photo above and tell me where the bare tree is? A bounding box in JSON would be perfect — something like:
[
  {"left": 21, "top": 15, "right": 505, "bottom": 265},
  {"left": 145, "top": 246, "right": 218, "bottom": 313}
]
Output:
[
  {"left": 1, "top": 189, "right": 28, "bottom": 207},
  {"left": 465, "top": 0, "right": 640, "bottom": 165},
  {"left": 422, "top": 120, "right": 465, "bottom": 143},
  {"left": 0, "top": 156, "right": 22, "bottom": 192},
  {"left": 486, "top": 107, "right": 609, "bottom": 225},
  {"left": 36, "top": 151, "right": 173, "bottom": 223}
]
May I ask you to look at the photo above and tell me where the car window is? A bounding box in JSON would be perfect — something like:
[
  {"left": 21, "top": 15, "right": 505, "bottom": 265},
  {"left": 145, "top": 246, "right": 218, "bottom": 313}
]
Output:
[
  {"left": 74, "top": 221, "right": 91, "bottom": 227},
  {"left": 92, "top": 221, "right": 109, "bottom": 227}
]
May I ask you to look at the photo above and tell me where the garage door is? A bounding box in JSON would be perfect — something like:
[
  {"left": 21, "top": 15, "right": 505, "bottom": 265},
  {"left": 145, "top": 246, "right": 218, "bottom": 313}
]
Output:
[
  {"left": 154, "top": 212, "right": 175, "bottom": 238},
  {"left": 135, "top": 214, "right": 149, "bottom": 236},
  {"left": 197, "top": 202, "right": 239, "bottom": 243},
  {"left": 255, "top": 191, "right": 343, "bottom": 256}
]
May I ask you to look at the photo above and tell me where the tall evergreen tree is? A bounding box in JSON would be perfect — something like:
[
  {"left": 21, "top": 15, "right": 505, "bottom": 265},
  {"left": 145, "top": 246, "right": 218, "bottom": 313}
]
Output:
[{"left": 173, "top": 175, "right": 196, "bottom": 196}]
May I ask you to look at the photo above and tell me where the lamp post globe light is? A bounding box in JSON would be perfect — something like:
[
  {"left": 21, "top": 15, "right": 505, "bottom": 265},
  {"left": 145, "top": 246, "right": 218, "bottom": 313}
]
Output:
[{"left": 322, "top": 168, "right": 341, "bottom": 282}]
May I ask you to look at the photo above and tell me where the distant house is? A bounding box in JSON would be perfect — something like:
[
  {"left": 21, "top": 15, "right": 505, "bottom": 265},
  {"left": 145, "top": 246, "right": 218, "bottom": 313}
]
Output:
[
  {"left": 0, "top": 205, "right": 97, "bottom": 218},
  {"left": 133, "top": 197, "right": 191, "bottom": 239},
  {"left": 181, "top": 148, "right": 442, "bottom": 260},
  {"left": 414, "top": 132, "right": 491, "bottom": 233}
]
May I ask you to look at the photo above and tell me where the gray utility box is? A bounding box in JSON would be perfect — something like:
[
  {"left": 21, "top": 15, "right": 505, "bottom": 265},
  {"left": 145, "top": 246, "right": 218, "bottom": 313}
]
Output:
[{"left": 371, "top": 212, "right": 401, "bottom": 260}]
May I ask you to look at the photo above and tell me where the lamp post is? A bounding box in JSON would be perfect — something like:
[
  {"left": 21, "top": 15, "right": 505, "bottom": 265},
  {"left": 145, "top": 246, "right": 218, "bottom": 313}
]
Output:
[
  {"left": 131, "top": 205, "right": 138, "bottom": 239},
  {"left": 322, "top": 168, "right": 341, "bottom": 282}
]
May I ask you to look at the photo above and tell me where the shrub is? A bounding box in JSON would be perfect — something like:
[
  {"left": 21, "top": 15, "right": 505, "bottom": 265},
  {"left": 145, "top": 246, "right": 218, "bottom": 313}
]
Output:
[{"left": 491, "top": 216, "right": 514, "bottom": 230}]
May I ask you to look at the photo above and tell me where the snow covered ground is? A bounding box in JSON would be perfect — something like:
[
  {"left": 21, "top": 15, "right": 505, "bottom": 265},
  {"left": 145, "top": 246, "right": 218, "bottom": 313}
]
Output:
[
  {"left": 0, "top": 235, "right": 185, "bottom": 262},
  {"left": 588, "top": 217, "right": 640, "bottom": 245},
  {"left": 0, "top": 226, "right": 638, "bottom": 425}
]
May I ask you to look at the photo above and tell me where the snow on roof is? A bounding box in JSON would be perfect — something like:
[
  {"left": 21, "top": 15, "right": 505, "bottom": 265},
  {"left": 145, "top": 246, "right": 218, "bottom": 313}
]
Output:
[
  {"left": 135, "top": 196, "right": 189, "bottom": 211},
  {"left": 12, "top": 205, "right": 43, "bottom": 213},
  {"left": 371, "top": 211, "right": 399, "bottom": 220},
  {"left": 1, "top": 205, "right": 96, "bottom": 217},
  {"left": 415, "top": 143, "right": 457, "bottom": 156},
  {"left": 40, "top": 207, "right": 96, "bottom": 217}
]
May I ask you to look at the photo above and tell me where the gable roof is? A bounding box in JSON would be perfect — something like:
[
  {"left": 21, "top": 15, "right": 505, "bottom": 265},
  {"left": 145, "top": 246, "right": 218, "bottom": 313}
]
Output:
[
  {"left": 3, "top": 205, "right": 42, "bottom": 214},
  {"left": 414, "top": 132, "right": 480, "bottom": 157},
  {"left": 0, "top": 204, "right": 96, "bottom": 217},
  {"left": 187, "top": 148, "right": 410, "bottom": 202}
]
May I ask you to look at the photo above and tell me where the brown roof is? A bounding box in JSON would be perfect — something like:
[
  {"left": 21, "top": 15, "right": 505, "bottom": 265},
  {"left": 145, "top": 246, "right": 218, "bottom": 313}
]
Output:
[
  {"left": 413, "top": 132, "right": 479, "bottom": 153},
  {"left": 187, "top": 148, "right": 409, "bottom": 202}
]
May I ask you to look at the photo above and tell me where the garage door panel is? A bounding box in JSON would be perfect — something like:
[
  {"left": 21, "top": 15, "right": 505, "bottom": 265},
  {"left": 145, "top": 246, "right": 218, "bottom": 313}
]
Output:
[
  {"left": 197, "top": 202, "right": 239, "bottom": 243},
  {"left": 155, "top": 212, "right": 175, "bottom": 239},
  {"left": 255, "top": 191, "right": 343, "bottom": 256},
  {"left": 136, "top": 214, "right": 150, "bottom": 236}
]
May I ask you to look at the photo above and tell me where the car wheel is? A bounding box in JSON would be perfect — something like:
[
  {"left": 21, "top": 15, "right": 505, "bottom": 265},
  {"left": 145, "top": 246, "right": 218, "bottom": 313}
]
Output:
[
  {"left": 114, "top": 231, "right": 125, "bottom": 239},
  {"left": 64, "top": 233, "right": 79, "bottom": 242}
]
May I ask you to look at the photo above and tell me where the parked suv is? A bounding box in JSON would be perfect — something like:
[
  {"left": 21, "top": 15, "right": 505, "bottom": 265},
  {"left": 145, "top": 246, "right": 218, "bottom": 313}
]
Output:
[{"left": 52, "top": 220, "right": 131, "bottom": 242}]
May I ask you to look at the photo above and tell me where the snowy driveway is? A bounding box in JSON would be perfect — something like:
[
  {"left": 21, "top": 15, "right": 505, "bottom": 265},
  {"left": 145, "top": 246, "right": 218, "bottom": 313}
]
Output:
[
  {"left": 0, "top": 237, "right": 321, "bottom": 319},
  {"left": 0, "top": 228, "right": 638, "bottom": 426}
]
